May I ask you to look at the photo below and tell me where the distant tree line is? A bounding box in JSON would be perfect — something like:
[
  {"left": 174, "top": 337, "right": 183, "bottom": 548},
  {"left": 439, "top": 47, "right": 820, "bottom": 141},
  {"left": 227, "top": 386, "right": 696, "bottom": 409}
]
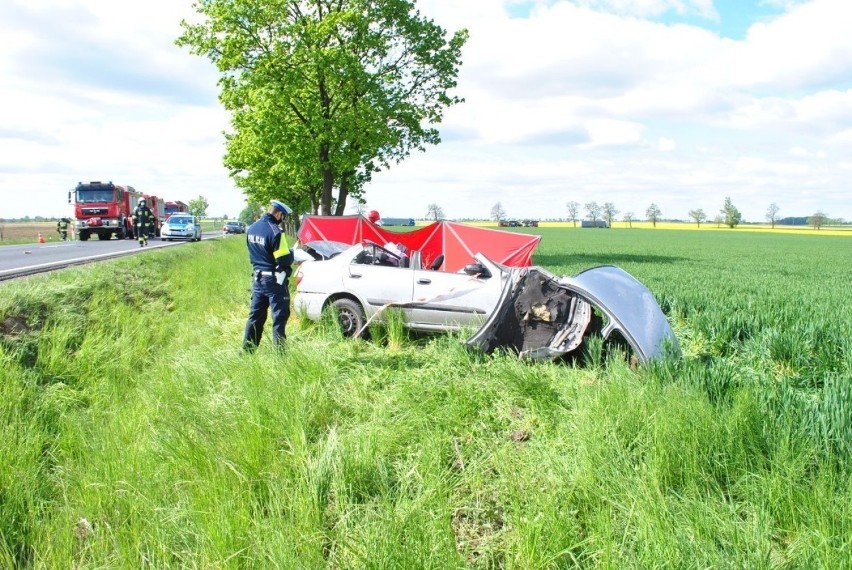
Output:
[
  {"left": 1, "top": 216, "right": 62, "bottom": 222},
  {"left": 553, "top": 197, "right": 844, "bottom": 229}
]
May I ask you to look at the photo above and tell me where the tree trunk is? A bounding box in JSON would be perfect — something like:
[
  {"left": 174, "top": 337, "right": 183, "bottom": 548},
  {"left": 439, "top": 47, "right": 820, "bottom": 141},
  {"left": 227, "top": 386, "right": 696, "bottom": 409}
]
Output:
[
  {"left": 320, "top": 169, "right": 333, "bottom": 215},
  {"left": 319, "top": 142, "right": 333, "bottom": 215},
  {"left": 334, "top": 175, "right": 350, "bottom": 216}
]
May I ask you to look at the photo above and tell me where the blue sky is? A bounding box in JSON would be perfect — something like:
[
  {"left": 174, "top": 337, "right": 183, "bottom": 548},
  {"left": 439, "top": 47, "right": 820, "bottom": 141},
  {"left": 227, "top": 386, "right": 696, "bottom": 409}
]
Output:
[
  {"left": 1, "top": 0, "right": 850, "bottom": 223},
  {"left": 664, "top": 0, "right": 787, "bottom": 39},
  {"left": 507, "top": 0, "right": 791, "bottom": 38}
]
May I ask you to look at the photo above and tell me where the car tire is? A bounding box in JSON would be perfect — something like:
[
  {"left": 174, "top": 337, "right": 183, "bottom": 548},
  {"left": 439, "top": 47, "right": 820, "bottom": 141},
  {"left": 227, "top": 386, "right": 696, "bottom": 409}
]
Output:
[{"left": 331, "top": 298, "right": 368, "bottom": 339}]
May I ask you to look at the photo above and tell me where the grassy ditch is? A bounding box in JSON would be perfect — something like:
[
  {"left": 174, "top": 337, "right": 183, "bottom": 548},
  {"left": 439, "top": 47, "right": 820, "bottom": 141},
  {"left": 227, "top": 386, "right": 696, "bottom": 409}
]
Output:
[{"left": 1, "top": 233, "right": 850, "bottom": 568}]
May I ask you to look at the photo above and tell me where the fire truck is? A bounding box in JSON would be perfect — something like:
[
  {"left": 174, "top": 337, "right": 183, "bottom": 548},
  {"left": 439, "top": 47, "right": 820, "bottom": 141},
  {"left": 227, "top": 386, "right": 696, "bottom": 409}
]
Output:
[
  {"left": 163, "top": 201, "right": 189, "bottom": 220},
  {"left": 68, "top": 181, "right": 163, "bottom": 241},
  {"left": 162, "top": 200, "right": 189, "bottom": 225}
]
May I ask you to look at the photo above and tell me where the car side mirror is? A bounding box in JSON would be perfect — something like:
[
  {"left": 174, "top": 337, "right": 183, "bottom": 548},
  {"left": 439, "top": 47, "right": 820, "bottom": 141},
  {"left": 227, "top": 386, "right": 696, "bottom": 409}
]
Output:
[{"left": 463, "top": 262, "right": 491, "bottom": 278}]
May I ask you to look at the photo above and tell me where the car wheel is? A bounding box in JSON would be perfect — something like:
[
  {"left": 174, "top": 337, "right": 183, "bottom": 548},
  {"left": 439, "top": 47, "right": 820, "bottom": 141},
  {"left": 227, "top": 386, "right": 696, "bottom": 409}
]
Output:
[{"left": 331, "top": 298, "right": 368, "bottom": 338}]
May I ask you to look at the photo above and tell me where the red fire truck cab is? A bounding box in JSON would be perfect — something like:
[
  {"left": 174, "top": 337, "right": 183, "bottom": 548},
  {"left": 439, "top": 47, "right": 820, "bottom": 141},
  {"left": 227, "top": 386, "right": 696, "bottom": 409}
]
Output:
[
  {"left": 163, "top": 201, "right": 189, "bottom": 222},
  {"left": 69, "top": 181, "right": 162, "bottom": 241}
]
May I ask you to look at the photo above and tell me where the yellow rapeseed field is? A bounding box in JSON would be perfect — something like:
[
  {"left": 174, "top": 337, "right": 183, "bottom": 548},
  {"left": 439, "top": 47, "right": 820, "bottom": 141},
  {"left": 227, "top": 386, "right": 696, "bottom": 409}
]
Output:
[{"left": 458, "top": 220, "right": 852, "bottom": 236}]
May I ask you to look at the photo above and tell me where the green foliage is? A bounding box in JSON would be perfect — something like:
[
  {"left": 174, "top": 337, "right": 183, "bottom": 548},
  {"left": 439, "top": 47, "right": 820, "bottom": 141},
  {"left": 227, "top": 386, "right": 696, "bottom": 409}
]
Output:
[
  {"left": 1, "top": 230, "right": 850, "bottom": 566},
  {"left": 177, "top": 0, "right": 468, "bottom": 216},
  {"left": 187, "top": 195, "right": 209, "bottom": 219},
  {"left": 239, "top": 201, "right": 263, "bottom": 225},
  {"left": 721, "top": 196, "right": 742, "bottom": 227}
]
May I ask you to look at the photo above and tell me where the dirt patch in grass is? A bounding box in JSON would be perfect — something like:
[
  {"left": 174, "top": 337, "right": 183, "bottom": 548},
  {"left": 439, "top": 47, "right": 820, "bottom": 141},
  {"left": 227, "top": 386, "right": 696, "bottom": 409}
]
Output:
[{"left": 1, "top": 313, "right": 35, "bottom": 337}]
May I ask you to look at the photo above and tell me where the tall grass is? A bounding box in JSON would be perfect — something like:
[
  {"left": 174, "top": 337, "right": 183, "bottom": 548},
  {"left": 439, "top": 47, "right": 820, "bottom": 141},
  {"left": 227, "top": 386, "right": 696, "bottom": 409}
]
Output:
[{"left": 1, "top": 231, "right": 850, "bottom": 568}]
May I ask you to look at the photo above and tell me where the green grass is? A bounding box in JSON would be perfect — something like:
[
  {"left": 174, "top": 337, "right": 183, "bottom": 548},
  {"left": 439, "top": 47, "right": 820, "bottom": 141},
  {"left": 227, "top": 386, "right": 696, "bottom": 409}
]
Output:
[{"left": 1, "top": 230, "right": 850, "bottom": 568}]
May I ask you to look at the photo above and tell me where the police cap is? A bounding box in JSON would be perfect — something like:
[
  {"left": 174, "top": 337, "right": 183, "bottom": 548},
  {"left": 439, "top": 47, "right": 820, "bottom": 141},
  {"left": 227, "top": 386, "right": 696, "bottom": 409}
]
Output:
[{"left": 270, "top": 200, "right": 292, "bottom": 215}]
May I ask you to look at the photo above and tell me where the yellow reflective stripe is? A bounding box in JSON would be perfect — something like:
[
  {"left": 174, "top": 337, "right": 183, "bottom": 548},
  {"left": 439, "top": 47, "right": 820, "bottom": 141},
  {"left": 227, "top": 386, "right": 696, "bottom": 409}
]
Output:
[{"left": 273, "top": 235, "right": 289, "bottom": 258}]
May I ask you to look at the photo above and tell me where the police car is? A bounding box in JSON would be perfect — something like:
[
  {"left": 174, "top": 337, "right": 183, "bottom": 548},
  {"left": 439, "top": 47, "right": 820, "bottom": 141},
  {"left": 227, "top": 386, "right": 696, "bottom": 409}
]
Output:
[{"left": 161, "top": 214, "right": 202, "bottom": 242}]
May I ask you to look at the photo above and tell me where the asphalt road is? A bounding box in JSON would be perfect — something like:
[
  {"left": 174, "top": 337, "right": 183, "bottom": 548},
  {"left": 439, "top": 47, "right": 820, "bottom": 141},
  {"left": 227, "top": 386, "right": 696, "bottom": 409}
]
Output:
[{"left": 0, "top": 232, "right": 222, "bottom": 281}]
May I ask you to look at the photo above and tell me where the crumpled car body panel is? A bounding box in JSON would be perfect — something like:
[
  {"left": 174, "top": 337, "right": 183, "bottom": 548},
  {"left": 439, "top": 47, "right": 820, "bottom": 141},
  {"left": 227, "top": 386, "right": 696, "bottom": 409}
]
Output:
[{"left": 466, "top": 265, "right": 679, "bottom": 363}]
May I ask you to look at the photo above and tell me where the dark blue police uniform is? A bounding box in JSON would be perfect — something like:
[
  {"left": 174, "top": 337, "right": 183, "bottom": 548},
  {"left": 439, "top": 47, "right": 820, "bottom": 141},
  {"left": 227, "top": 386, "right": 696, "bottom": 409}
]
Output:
[{"left": 243, "top": 212, "right": 295, "bottom": 350}]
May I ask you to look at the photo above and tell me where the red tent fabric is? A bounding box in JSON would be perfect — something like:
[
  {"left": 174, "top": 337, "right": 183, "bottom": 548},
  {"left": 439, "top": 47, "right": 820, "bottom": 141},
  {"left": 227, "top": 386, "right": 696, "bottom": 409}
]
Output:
[
  {"left": 297, "top": 215, "right": 541, "bottom": 272},
  {"left": 297, "top": 215, "right": 386, "bottom": 245}
]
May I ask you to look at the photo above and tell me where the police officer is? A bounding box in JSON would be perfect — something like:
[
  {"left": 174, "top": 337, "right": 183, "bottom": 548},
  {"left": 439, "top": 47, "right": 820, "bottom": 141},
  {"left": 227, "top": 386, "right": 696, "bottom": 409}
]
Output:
[
  {"left": 133, "top": 198, "right": 155, "bottom": 247},
  {"left": 243, "top": 199, "right": 295, "bottom": 351},
  {"left": 57, "top": 217, "right": 70, "bottom": 241}
]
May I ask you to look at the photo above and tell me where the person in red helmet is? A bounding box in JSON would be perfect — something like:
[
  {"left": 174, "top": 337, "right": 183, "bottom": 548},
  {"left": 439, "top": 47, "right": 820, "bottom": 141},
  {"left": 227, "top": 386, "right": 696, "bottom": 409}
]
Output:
[{"left": 367, "top": 210, "right": 381, "bottom": 225}]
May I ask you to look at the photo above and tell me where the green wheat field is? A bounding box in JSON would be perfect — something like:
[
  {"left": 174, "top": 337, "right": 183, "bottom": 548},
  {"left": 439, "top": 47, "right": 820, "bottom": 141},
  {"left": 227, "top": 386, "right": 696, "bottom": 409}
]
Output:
[{"left": 1, "top": 228, "right": 850, "bottom": 568}]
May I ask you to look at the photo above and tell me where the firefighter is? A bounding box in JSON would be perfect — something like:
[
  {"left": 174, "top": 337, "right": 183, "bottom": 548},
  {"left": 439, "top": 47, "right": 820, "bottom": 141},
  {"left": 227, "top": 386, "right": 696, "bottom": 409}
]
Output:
[
  {"left": 243, "top": 199, "right": 295, "bottom": 352},
  {"left": 133, "top": 199, "right": 155, "bottom": 247},
  {"left": 57, "top": 217, "right": 70, "bottom": 241}
]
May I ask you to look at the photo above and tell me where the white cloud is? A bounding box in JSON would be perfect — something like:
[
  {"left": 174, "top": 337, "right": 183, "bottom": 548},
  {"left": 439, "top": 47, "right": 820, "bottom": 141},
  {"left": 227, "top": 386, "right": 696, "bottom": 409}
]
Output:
[
  {"left": 581, "top": 119, "right": 644, "bottom": 147},
  {"left": 657, "top": 137, "right": 676, "bottom": 151}
]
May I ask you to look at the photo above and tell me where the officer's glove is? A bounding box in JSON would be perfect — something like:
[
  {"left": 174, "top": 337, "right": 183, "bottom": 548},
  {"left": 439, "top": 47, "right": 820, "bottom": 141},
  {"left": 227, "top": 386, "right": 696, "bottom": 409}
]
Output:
[{"left": 276, "top": 272, "right": 287, "bottom": 286}]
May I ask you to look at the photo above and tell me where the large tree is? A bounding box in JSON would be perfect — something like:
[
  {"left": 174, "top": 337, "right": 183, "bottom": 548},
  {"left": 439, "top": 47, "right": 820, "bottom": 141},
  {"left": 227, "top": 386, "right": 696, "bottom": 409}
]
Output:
[
  {"left": 566, "top": 201, "right": 580, "bottom": 227},
  {"left": 490, "top": 202, "right": 506, "bottom": 222},
  {"left": 178, "top": 0, "right": 468, "bottom": 215},
  {"left": 808, "top": 211, "right": 828, "bottom": 230},
  {"left": 239, "top": 200, "right": 265, "bottom": 225},
  {"left": 426, "top": 203, "right": 444, "bottom": 221},
  {"left": 721, "top": 197, "right": 742, "bottom": 228},
  {"left": 688, "top": 208, "right": 706, "bottom": 228},
  {"left": 646, "top": 203, "right": 662, "bottom": 227},
  {"left": 602, "top": 202, "right": 619, "bottom": 228},
  {"left": 766, "top": 203, "right": 780, "bottom": 228},
  {"left": 584, "top": 201, "right": 601, "bottom": 225},
  {"left": 188, "top": 195, "right": 209, "bottom": 219}
]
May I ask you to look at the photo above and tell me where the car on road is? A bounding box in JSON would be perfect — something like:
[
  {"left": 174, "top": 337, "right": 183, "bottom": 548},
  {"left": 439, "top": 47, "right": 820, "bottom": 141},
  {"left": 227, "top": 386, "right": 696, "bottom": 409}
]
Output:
[
  {"left": 294, "top": 241, "right": 679, "bottom": 363},
  {"left": 161, "top": 214, "right": 202, "bottom": 242},
  {"left": 223, "top": 221, "right": 246, "bottom": 235}
]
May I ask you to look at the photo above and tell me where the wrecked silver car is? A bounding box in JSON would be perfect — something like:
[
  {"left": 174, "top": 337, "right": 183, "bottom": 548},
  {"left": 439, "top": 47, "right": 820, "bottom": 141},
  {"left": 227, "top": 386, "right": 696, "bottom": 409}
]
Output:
[{"left": 294, "top": 242, "right": 679, "bottom": 364}]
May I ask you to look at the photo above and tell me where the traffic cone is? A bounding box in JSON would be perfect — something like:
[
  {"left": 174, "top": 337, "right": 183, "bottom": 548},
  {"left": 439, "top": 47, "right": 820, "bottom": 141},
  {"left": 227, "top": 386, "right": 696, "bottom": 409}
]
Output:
[{"left": 38, "top": 233, "right": 45, "bottom": 244}]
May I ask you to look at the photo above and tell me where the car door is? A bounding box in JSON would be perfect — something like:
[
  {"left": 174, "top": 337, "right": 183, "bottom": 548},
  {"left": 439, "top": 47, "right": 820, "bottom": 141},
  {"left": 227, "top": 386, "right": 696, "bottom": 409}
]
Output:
[
  {"left": 342, "top": 246, "right": 415, "bottom": 321},
  {"left": 408, "top": 263, "right": 504, "bottom": 329}
]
